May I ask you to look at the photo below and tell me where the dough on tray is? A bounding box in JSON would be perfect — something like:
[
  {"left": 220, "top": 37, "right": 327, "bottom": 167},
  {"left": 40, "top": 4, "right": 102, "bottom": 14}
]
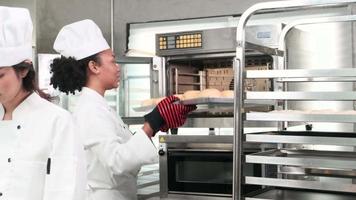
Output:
[
  {"left": 221, "top": 90, "right": 234, "bottom": 98},
  {"left": 174, "top": 94, "right": 184, "bottom": 100},
  {"left": 198, "top": 88, "right": 222, "bottom": 98},
  {"left": 183, "top": 90, "right": 201, "bottom": 100}
]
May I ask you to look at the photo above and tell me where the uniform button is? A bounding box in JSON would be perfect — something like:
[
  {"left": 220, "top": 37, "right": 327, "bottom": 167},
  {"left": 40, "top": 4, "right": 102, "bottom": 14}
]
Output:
[
  {"left": 17, "top": 125, "right": 21, "bottom": 130},
  {"left": 7, "top": 158, "right": 11, "bottom": 163}
]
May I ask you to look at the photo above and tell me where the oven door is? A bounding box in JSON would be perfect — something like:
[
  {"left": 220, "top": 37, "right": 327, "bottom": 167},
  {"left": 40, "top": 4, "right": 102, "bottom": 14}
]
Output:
[
  {"left": 118, "top": 57, "right": 165, "bottom": 120},
  {"left": 167, "top": 150, "right": 233, "bottom": 196}
]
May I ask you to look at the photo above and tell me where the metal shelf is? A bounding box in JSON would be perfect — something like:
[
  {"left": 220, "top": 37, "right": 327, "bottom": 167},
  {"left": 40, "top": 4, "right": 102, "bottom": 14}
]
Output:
[
  {"left": 246, "top": 68, "right": 356, "bottom": 79},
  {"left": 277, "top": 77, "right": 356, "bottom": 82},
  {"left": 234, "top": 1, "right": 356, "bottom": 199},
  {"left": 246, "top": 42, "right": 284, "bottom": 56},
  {"left": 246, "top": 91, "right": 356, "bottom": 101},
  {"left": 245, "top": 176, "right": 356, "bottom": 193},
  {"left": 245, "top": 188, "right": 356, "bottom": 200},
  {"left": 178, "top": 72, "right": 201, "bottom": 77},
  {"left": 245, "top": 131, "right": 356, "bottom": 146},
  {"left": 246, "top": 112, "right": 356, "bottom": 123},
  {"left": 245, "top": 149, "right": 356, "bottom": 170}
]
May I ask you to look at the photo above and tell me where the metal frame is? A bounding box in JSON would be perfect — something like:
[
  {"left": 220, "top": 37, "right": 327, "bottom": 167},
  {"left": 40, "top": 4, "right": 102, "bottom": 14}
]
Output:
[{"left": 234, "top": 1, "right": 356, "bottom": 199}]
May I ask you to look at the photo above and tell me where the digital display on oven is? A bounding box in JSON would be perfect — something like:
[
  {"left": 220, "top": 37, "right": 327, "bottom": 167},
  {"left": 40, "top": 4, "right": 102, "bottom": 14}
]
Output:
[{"left": 158, "top": 32, "right": 202, "bottom": 50}]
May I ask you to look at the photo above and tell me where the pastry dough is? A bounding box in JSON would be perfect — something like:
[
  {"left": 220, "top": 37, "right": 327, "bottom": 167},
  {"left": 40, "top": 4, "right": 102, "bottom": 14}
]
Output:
[
  {"left": 183, "top": 90, "right": 201, "bottom": 100},
  {"left": 198, "top": 88, "right": 222, "bottom": 98},
  {"left": 174, "top": 94, "right": 184, "bottom": 100},
  {"left": 221, "top": 90, "right": 234, "bottom": 98}
]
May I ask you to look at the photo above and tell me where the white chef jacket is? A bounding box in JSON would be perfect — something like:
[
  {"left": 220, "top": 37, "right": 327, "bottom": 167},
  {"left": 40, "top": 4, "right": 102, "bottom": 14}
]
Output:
[
  {"left": 0, "top": 92, "right": 86, "bottom": 200},
  {"left": 73, "top": 87, "right": 158, "bottom": 200}
]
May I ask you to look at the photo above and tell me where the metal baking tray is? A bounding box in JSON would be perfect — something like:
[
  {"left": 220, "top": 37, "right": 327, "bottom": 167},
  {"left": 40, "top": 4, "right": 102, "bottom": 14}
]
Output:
[
  {"left": 245, "top": 131, "right": 356, "bottom": 146},
  {"left": 182, "top": 97, "right": 233, "bottom": 105},
  {"left": 245, "top": 149, "right": 356, "bottom": 170},
  {"left": 247, "top": 112, "right": 356, "bottom": 123},
  {"left": 132, "top": 97, "right": 234, "bottom": 112},
  {"left": 132, "top": 98, "right": 275, "bottom": 112},
  {"left": 182, "top": 97, "right": 275, "bottom": 107},
  {"left": 245, "top": 176, "right": 356, "bottom": 193},
  {"left": 245, "top": 188, "right": 356, "bottom": 200},
  {"left": 132, "top": 105, "right": 155, "bottom": 112}
]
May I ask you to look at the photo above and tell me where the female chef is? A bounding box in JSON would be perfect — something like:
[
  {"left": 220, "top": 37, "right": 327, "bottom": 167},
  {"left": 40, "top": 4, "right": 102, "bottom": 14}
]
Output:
[
  {"left": 0, "top": 6, "right": 86, "bottom": 200},
  {"left": 49, "top": 19, "right": 196, "bottom": 200}
]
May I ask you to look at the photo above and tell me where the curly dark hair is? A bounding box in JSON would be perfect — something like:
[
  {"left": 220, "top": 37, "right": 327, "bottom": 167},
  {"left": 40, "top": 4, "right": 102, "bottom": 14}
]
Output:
[
  {"left": 13, "top": 62, "right": 51, "bottom": 100},
  {"left": 50, "top": 54, "right": 100, "bottom": 95}
]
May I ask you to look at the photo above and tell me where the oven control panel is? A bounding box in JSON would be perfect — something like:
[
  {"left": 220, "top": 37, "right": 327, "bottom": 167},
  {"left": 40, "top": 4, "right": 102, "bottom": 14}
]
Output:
[
  {"left": 155, "top": 28, "right": 235, "bottom": 56},
  {"left": 157, "top": 32, "right": 203, "bottom": 50}
]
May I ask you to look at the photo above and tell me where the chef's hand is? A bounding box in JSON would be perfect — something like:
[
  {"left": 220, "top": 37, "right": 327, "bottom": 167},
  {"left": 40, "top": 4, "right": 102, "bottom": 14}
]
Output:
[{"left": 144, "top": 96, "right": 196, "bottom": 136}]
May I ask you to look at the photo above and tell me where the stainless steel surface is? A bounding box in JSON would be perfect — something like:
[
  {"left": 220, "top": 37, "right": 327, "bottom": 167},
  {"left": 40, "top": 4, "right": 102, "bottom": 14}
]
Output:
[
  {"left": 110, "top": 0, "right": 114, "bottom": 48},
  {"left": 233, "top": 58, "right": 243, "bottom": 200},
  {"left": 245, "top": 131, "right": 356, "bottom": 146},
  {"left": 159, "top": 135, "right": 233, "bottom": 144},
  {"left": 278, "top": 15, "right": 356, "bottom": 51},
  {"left": 246, "top": 68, "right": 356, "bottom": 78},
  {"left": 246, "top": 112, "right": 356, "bottom": 123},
  {"left": 245, "top": 188, "right": 356, "bottom": 200},
  {"left": 246, "top": 149, "right": 356, "bottom": 170},
  {"left": 277, "top": 77, "right": 356, "bottom": 82},
  {"left": 156, "top": 25, "right": 282, "bottom": 57},
  {"left": 235, "top": 1, "right": 356, "bottom": 199},
  {"left": 245, "top": 176, "right": 356, "bottom": 193},
  {"left": 160, "top": 194, "right": 231, "bottom": 200},
  {"left": 246, "top": 91, "right": 356, "bottom": 100},
  {"left": 245, "top": 42, "right": 283, "bottom": 56},
  {"left": 122, "top": 116, "right": 277, "bottom": 127}
]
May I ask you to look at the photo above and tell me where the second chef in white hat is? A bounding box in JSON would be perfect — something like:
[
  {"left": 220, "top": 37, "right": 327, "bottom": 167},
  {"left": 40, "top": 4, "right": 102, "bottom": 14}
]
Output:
[{"left": 50, "top": 19, "right": 195, "bottom": 200}]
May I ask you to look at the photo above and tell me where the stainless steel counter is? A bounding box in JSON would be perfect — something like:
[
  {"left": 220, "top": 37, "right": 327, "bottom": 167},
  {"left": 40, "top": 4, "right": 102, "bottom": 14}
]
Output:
[
  {"left": 147, "top": 194, "right": 231, "bottom": 200},
  {"left": 245, "top": 189, "right": 356, "bottom": 200}
]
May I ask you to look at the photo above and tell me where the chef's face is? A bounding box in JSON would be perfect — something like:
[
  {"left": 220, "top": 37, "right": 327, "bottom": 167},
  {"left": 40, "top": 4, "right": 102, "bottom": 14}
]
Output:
[
  {"left": 0, "top": 67, "right": 25, "bottom": 104},
  {"left": 97, "top": 49, "right": 120, "bottom": 90}
]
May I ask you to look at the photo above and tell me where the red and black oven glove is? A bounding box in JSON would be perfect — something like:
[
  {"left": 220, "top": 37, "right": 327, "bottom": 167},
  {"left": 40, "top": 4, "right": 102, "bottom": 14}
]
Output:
[{"left": 144, "top": 96, "right": 197, "bottom": 135}]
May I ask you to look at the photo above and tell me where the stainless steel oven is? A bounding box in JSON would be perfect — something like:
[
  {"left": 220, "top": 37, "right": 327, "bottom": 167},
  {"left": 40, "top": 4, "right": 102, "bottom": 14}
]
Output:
[{"left": 159, "top": 135, "right": 262, "bottom": 199}]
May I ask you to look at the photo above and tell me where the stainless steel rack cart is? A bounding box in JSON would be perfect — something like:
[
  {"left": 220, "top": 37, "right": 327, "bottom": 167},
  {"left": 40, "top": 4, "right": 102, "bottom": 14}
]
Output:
[{"left": 234, "top": 1, "right": 356, "bottom": 200}]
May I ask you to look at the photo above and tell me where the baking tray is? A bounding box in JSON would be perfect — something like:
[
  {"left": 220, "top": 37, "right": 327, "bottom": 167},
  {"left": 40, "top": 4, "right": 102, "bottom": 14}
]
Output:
[
  {"left": 182, "top": 97, "right": 233, "bottom": 105},
  {"left": 133, "top": 97, "right": 274, "bottom": 112},
  {"left": 245, "top": 149, "right": 356, "bottom": 170},
  {"left": 247, "top": 112, "right": 356, "bottom": 123},
  {"left": 245, "top": 188, "right": 356, "bottom": 200},
  {"left": 245, "top": 176, "right": 356, "bottom": 194},
  {"left": 132, "top": 105, "right": 155, "bottom": 112},
  {"left": 133, "top": 97, "right": 234, "bottom": 112},
  {"left": 245, "top": 131, "right": 356, "bottom": 146}
]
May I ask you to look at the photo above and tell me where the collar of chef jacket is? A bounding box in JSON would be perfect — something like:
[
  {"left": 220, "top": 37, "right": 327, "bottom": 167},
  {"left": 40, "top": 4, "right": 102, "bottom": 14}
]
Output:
[
  {"left": 80, "top": 87, "right": 112, "bottom": 111},
  {"left": 0, "top": 92, "right": 41, "bottom": 121}
]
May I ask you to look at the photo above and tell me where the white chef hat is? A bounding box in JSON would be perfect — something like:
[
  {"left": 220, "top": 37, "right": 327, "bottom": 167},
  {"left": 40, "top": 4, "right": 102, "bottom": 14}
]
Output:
[
  {"left": 0, "top": 6, "right": 33, "bottom": 67},
  {"left": 53, "top": 19, "right": 110, "bottom": 60}
]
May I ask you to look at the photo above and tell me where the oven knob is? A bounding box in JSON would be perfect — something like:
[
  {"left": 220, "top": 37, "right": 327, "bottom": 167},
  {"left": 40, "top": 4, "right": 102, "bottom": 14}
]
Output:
[{"left": 158, "top": 149, "right": 165, "bottom": 156}]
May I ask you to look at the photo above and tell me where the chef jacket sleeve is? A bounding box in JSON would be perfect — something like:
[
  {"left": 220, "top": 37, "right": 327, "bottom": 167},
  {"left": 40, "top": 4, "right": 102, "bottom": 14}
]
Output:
[
  {"left": 83, "top": 110, "right": 158, "bottom": 176},
  {"left": 42, "top": 113, "right": 86, "bottom": 200}
]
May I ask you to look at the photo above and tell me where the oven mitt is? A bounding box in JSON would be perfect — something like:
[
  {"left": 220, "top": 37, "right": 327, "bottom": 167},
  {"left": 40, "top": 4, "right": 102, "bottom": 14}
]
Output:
[{"left": 144, "top": 96, "right": 197, "bottom": 134}]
